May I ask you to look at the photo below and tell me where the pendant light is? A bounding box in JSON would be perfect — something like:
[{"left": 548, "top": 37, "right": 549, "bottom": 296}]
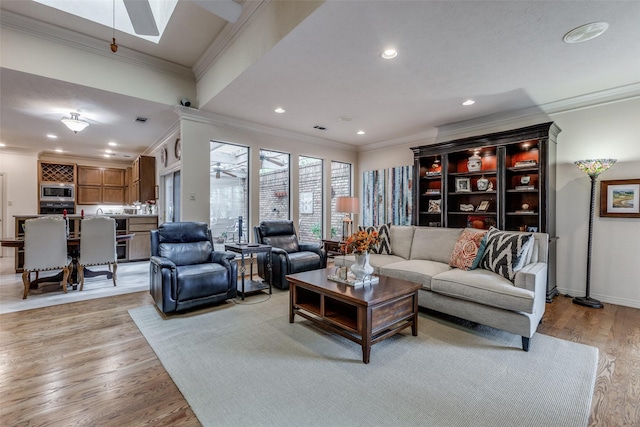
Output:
[
  {"left": 110, "top": 0, "right": 118, "bottom": 53},
  {"left": 61, "top": 112, "right": 90, "bottom": 134}
]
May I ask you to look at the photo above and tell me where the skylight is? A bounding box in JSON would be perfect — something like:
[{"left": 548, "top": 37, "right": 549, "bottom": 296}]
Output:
[{"left": 34, "top": 0, "right": 178, "bottom": 44}]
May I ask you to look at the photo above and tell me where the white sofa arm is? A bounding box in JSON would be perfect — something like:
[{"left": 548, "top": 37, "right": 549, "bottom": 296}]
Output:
[{"left": 513, "top": 262, "right": 548, "bottom": 293}]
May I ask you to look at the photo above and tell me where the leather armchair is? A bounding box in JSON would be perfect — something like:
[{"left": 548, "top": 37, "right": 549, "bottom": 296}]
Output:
[
  {"left": 150, "top": 222, "right": 237, "bottom": 313},
  {"left": 254, "top": 220, "right": 326, "bottom": 290}
]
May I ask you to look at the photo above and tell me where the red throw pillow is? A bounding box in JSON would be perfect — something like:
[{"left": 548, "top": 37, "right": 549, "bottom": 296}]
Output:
[{"left": 449, "top": 228, "right": 488, "bottom": 270}]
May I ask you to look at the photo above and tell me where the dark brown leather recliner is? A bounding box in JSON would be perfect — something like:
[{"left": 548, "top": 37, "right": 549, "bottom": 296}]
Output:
[
  {"left": 150, "top": 222, "right": 237, "bottom": 313},
  {"left": 254, "top": 220, "right": 326, "bottom": 290}
]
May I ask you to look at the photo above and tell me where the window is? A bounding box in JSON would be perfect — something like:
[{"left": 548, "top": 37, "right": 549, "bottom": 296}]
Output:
[
  {"left": 259, "top": 149, "right": 290, "bottom": 221},
  {"left": 331, "top": 161, "right": 353, "bottom": 240},
  {"left": 298, "top": 156, "right": 323, "bottom": 242},
  {"left": 210, "top": 141, "right": 249, "bottom": 243}
]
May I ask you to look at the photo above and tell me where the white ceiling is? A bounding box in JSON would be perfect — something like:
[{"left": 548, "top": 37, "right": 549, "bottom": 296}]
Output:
[{"left": 1, "top": 0, "right": 639, "bottom": 161}]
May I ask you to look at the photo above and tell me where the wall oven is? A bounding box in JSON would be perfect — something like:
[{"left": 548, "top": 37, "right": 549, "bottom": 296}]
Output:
[
  {"left": 39, "top": 201, "right": 75, "bottom": 215},
  {"left": 40, "top": 184, "right": 75, "bottom": 202}
]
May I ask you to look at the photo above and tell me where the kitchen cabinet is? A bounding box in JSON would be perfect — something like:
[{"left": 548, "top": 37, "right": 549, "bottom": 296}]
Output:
[
  {"left": 77, "top": 166, "right": 126, "bottom": 204},
  {"left": 131, "top": 155, "right": 155, "bottom": 203},
  {"left": 128, "top": 216, "right": 158, "bottom": 260}
]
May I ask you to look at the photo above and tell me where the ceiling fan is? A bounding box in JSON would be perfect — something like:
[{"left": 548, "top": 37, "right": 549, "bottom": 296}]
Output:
[
  {"left": 260, "top": 154, "right": 286, "bottom": 168},
  {"left": 123, "top": 0, "right": 243, "bottom": 36},
  {"left": 213, "top": 162, "right": 238, "bottom": 179}
]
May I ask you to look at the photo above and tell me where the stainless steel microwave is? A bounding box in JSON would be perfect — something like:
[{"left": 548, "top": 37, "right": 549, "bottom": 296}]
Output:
[{"left": 40, "top": 184, "right": 75, "bottom": 201}]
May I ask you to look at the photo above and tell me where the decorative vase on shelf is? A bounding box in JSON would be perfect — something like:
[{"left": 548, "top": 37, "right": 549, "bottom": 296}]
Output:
[
  {"left": 467, "top": 154, "right": 482, "bottom": 172},
  {"left": 350, "top": 253, "right": 374, "bottom": 280}
]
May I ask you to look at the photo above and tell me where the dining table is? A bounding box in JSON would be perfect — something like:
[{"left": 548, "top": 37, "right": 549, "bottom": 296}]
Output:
[{"left": 1, "top": 233, "right": 135, "bottom": 290}]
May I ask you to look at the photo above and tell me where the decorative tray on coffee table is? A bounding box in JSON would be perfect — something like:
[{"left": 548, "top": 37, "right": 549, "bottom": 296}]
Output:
[{"left": 328, "top": 272, "right": 379, "bottom": 287}]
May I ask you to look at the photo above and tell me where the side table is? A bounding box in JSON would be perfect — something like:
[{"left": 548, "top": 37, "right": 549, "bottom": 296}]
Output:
[
  {"left": 321, "top": 239, "right": 344, "bottom": 258},
  {"left": 224, "top": 243, "right": 272, "bottom": 300}
]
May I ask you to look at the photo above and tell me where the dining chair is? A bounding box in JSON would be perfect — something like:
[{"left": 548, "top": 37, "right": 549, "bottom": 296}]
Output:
[
  {"left": 78, "top": 216, "right": 117, "bottom": 290},
  {"left": 22, "top": 216, "right": 72, "bottom": 299}
]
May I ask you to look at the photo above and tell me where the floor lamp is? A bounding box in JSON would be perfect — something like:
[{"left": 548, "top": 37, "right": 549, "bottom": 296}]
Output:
[
  {"left": 335, "top": 196, "right": 359, "bottom": 241},
  {"left": 573, "top": 158, "right": 616, "bottom": 309}
]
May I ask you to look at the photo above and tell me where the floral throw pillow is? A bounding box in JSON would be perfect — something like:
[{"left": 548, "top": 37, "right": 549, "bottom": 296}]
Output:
[
  {"left": 449, "top": 228, "right": 488, "bottom": 270},
  {"left": 358, "top": 223, "right": 392, "bottom": 254}
]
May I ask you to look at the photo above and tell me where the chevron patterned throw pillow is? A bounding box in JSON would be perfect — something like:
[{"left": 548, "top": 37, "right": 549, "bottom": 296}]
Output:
[
  {"left": 358, "top": 223, "right": 392, "bottom": 254},
  {"left": 479, "top": 227, "right": 533, "bottom": 282}
]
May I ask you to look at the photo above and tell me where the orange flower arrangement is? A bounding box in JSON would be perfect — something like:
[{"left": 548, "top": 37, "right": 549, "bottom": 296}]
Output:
[{"left": 341, "top": 229, "right": 381, "bottom": 255}]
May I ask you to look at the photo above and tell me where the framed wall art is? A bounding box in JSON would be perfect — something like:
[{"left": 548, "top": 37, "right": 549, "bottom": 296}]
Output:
[
  {"left": 455, "top": 177, "right": 471, "bottom": 192},
  {"left": 600, "top": 179, "right": 640, "bottom": 218}
]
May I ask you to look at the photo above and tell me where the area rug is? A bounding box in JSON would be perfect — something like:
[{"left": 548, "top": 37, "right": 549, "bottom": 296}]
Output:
[
  {"left": 0, "top": 259, "right": 149, "bottom": 314},
  {"left": 129, "top": 292, "right": 598, "bottom": 427}
]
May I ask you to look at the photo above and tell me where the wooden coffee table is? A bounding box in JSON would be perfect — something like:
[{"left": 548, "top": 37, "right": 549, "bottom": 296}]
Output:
[{"left": 286, "top": 268, "right": 421, "bottom": 363}]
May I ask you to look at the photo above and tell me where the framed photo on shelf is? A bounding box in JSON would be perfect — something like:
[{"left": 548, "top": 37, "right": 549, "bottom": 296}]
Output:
[
  {"left": 455, "top": 177, "right": 471, "bottom": 192},
  {"left": 476, "top": 200, "right": 490, "bottom": 212},
  {"left": 600, "top": 179, "right": 640, "bottom": 218}
]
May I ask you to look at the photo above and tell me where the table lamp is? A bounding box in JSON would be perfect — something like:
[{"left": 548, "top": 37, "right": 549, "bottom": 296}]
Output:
[
  {"left": 573, "top": 158, "right": 616, "bottom": 308},
  {"left": 335, "top": 196, "right": 359, "bottom": 240}
]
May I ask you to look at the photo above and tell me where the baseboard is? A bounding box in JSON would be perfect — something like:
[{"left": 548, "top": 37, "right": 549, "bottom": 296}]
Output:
[{"left": 556, "top": 287, "right": 640, "bottom": 309}]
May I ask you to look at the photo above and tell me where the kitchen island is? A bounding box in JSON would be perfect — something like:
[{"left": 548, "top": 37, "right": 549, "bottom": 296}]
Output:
[{"left": 8, "top": 215, "right": 158, "bottom": 273}]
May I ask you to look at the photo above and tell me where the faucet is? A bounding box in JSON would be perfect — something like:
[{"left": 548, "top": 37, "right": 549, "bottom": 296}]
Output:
[{"left": 96, "top": 208, "right": 104, "bottom": 215}]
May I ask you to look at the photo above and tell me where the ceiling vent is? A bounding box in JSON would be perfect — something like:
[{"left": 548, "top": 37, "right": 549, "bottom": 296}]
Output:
[
  {"left": 135, "top": 116, "right": 148, "bottom": 123},
  {"left": 313, "top": 125, "right": 327, "bottom": 131}
]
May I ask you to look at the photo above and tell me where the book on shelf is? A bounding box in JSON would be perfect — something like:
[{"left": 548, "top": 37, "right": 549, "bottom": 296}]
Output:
[
  {"left": 424, "top": 189, "right": 441, "bottom": 194},
  {"left": 515, "top": 210, "right": 535, "bottom": 214},
  {"left": 513, "top": 160, "right": 537, "bottom": 168},
  {"left": 515, "top": 185, "right": 535, "bottom": 190}
]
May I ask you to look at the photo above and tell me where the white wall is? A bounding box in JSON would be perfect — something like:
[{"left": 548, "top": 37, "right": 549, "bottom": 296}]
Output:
[
  {"left": 358, "top": 97, "right": 640, "bottom": 308},
  {"left": 0, "top": 151, "right": 38, "bottom": 256},
  {"left": 176, "top": 112, "right": 357, "bottom": 238},
  {"left": 552, "top": 97, "right": 640, "bottom": 308}
]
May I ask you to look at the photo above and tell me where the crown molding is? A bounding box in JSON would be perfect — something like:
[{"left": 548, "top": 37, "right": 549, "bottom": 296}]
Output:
[
  {"left": 192, "top": 1, "right": 266, "bottom": 81},
  {"left": 0, "top": 11, "right": 195, "bottom": 82},
  {"left": 173, "top": 106, "right": 357, "bottom": 153}
]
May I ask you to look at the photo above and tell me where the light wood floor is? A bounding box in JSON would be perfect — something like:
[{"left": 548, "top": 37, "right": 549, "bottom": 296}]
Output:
[{"left": 1, "top": 290, "right": 638, "bottom": 426}]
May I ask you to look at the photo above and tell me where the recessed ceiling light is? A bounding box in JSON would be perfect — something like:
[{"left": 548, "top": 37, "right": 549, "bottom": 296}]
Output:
[
  {"left": 108, "top": 141, "right": 117, "bottom": 146},
  {"left": 274, "top": 107, "right": 285, "bottom": 114},
  {"left": 103, "top": 154, "right": 111, "bottom": 158},
  {"left": 462, "top": 99, "right": 475, "bottom": 106},
  {"left": 357, "top": 130, "right": 365, "bottom": 135},
  {"left": 563, "top": 22, "right": 609, "bottom": 44},
  {"left": 47, "top": 134, "right": 58, "bottom": 139},
  {"left": 105, "top": 149, "right": 113, "bottom": 153},
  {"left": 381, "top": 49, "right": 398, "bottom": 59},
  {"left": 55, "top": 149, "right": 63, "bottom": 153},
  {"left": 0, "top": 143, "right": 6, "bottom": 147}
]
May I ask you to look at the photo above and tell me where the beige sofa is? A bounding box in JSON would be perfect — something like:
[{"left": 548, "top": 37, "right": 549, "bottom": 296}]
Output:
[{"left": 336, "top": 226, "right": 549, "bottom": 351}]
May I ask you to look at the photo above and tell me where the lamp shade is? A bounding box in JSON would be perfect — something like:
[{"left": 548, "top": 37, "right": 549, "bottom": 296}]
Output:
[
  {"left": 335, "top": 196, "right": 359, "bottom": 214},
  {"left": 574, "top": 159, "right": 616, "bottom": 177},
  {"left": 61, "top": 112, "right": 89, "bottom": 134}
]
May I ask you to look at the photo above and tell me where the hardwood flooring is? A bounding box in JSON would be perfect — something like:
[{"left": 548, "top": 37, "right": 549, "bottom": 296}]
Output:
[{"left": 1, "top": 289, "right": 638, "bottom": 426}]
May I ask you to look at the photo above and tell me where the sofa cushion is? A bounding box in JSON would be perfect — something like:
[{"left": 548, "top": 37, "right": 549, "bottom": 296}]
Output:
[
  {"left": 449, "top": 228, "right": 488, "bottom": 270},
  {"left": 431, "top": 268, "right": 535, "bottom": 313},
  {"left": 380, "top": 260, "right": 451, "bottom": 290},
  {"left": 410, "top": 227, "right": 463, "bottom": 264},
  {"left": 358, "top": 223, "right": 392, "bottom": 254},
  {"left": 479, "top": 227, "right": 533, "bottom": 282},
  {"left": 390, "top": 226, "right": 415, "bottom": 259}
]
